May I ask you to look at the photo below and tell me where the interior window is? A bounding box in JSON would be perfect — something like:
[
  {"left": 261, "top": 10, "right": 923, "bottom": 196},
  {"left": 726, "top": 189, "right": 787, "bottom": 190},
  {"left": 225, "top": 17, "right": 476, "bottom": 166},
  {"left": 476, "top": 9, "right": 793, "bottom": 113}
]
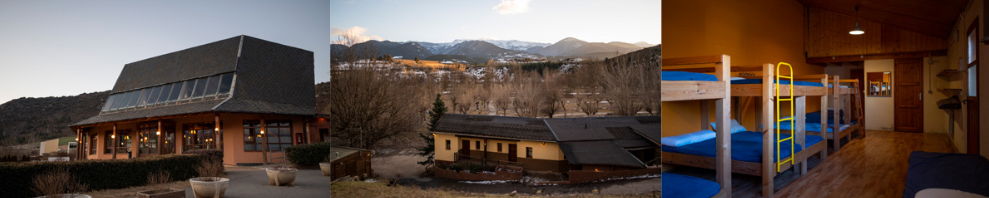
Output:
[
  {"left": 969, "top": 30, "right": 977, "bottom": 64},
  {"left": 970, "top": 66, "right": 978, "bottom": 97}
]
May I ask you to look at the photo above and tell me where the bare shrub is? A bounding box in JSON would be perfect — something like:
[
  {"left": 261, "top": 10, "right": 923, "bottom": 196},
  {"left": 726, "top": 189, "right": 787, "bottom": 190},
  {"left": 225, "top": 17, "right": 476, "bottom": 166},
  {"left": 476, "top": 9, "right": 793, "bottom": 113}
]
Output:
[
  {"left": 195, "top": 159, "right": 224, "bottom": 181},
  {"left": 147, "top": 171, "right": 171, "bottom": 191},
  {"left": 32, "top": 167, "right": 88, "bottom": 198}
]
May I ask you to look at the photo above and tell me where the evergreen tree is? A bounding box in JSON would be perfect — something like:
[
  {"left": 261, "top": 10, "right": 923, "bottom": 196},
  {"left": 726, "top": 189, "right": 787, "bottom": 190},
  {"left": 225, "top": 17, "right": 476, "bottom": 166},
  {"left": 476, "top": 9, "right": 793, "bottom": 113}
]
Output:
[
  {"left": 417, "top": 94, "right": 447, "bottom": 170},
  {"left": 414, "top": 57, "right": 419, "bottom": 64}
]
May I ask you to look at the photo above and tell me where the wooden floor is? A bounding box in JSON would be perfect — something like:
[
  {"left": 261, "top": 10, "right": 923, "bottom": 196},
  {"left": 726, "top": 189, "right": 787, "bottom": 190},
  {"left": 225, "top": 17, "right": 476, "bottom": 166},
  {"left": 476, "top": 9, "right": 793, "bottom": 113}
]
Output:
[{"left": 665, "top": 130, "right": 957, "bottom": 198}]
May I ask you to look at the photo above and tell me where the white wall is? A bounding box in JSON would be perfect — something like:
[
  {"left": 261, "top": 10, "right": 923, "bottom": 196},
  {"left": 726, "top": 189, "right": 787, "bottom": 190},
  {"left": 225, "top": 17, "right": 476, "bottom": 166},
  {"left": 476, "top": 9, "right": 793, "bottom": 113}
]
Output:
[
  {"left": 864, "top": 59, "right": 895, "bottom": 131},
  {"left": 924, "top": 56, "right": 951, "bottom": 134}
]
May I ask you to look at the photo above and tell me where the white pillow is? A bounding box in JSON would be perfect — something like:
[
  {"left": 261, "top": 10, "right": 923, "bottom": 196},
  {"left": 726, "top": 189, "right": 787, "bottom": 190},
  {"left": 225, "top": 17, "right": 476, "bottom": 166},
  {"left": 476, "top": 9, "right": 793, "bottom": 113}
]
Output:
[
  {"left": 661, "top": 130, "right": 716, "bottom": 147},
  {"left": 730, "top": 77, "right": 746, "bottom": 81},
  {"left": 709, "top": 119, "right": 747, "bottom": 133}
]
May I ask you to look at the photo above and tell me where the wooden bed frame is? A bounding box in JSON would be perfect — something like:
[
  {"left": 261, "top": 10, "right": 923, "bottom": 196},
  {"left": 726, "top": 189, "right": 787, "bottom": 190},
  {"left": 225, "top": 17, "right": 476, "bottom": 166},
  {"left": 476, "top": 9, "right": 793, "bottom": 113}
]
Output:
[
  {"left": 663, "top": 63, "right": 829, "bottom": 198},
  {"left": 816, "top": 78, "right": 866, "bottom": 150},
  {"left": 661, "top": 54, "right": 732, "bottom": 197}
]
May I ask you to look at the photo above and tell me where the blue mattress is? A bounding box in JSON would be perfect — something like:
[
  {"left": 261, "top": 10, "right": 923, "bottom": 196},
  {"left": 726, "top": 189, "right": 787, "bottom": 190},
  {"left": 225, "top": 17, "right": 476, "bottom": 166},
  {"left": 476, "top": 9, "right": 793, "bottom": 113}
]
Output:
[
  {"left": 663, "top": 173, "right": 720, "bottom": 198},
  {"left": 806, "top": 110, "right": 845, "bottom": 124},
  {"left": 732, "top": 79, "right": 825, "bottom": 87},
  {"left": 663, "top": 71, "right": 718, "bottom": 81},
  {"left": 777, "top": 120, "right": 858, "bottom": 133},
  {"left": 662, "top": 131, "right": 823, "bottom": 163},
  {"left": 903, "top": 151, "right": 989, "bottom": 198}
]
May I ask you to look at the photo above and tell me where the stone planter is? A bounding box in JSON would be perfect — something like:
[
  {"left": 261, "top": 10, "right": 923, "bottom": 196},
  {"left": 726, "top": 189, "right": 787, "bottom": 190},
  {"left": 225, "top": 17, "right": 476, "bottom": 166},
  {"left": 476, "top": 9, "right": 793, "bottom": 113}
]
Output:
[
  {"left": 189, "top": 177, "right": 229, "bottom": 198},
  {"left": 266, "top": 167, "right": 298, "bottom": 186},
  {"left": 34, "top": 194, "right": 91, "bottom": 198},
  {"left": 319, "top": 162, "right": 331, "bottom": 176},
  {"left": 136, "top": 188, "right": 184, "bottom": 198}
]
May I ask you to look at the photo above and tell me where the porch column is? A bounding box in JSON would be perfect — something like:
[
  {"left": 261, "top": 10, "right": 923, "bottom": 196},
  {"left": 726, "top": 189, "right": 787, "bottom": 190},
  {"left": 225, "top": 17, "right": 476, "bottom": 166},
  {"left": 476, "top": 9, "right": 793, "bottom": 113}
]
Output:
[
  {"left": 261, "top": 118, "right": 267, "bottom": 165},
  {"left": 112, "top": 124, "right": 117, "bottom": 159},
  {"left": 215, "top": 114, "right": 222, "bottom": 151},
  {"left": 157, "top": 120, "right": 163, "bottom": 155},
  {"left": 76, "top": 128, "right": 81, "bottom": 160}
]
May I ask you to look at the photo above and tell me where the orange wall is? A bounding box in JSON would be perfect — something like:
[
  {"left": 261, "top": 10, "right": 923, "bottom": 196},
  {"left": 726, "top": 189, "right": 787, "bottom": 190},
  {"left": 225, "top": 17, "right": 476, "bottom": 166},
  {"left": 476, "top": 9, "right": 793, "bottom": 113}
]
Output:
[
  {"left": 662, "top": 0, "right": 825, "bottom": 136},
  {"left": 82, "top": 113, "right": 310, "bottom": 165}
]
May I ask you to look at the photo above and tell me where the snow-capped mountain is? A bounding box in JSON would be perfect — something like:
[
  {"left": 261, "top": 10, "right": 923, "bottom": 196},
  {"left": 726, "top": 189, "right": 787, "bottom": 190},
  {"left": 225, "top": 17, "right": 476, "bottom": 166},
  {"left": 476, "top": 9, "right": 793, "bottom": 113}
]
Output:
[{"left": 412, "top": 39, "right": 550, "bottom": 54}]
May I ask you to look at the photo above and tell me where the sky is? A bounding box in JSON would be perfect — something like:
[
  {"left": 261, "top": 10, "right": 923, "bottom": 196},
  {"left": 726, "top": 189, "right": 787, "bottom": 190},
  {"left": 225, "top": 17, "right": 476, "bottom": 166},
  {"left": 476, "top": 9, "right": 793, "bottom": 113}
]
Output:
[
  {"left": 330, "top": 0, "right": 661, "bottom": 45},
  {"left": 0, "top": 0, "right": 332, "bottom": 104}
]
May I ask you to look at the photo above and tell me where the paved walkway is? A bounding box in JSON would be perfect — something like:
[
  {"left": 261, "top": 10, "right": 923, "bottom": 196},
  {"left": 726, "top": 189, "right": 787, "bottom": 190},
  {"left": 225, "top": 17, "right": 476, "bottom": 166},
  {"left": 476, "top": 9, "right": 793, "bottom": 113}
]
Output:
[{"left": 182, "top": 167, "right": 332, "bottom": 198}]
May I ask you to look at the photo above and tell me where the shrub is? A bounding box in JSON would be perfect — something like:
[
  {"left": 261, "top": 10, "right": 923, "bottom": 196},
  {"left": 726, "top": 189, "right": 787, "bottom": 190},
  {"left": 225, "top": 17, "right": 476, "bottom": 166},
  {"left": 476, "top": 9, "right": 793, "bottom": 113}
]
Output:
[
  {"left": 183, "top": 149, "right": 223, "bottom": 163},
  {"left": 0, "top": 154, "right": 203, "bottom": 198},
  {"left": 285, "top": 142, "right": 333, "bottom": 165}
]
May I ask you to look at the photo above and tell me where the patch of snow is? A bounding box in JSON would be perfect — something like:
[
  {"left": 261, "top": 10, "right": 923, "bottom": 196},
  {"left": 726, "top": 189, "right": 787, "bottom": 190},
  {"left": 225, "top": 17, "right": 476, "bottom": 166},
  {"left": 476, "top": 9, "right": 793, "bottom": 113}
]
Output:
[
  {"left": 458, "top": 180, "right": 516, "bottom": 184},
  {"left": 364, "top": 179, "right": 379, "bottom": 183}
]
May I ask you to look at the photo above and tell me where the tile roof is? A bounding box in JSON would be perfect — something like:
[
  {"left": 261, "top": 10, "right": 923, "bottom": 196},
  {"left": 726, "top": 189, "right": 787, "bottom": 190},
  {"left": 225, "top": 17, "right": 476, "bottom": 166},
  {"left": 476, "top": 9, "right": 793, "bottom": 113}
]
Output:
[
  {"left": 559, "top": 140, "right": 647, "bottom": 168},
  {"left": 544, "top": 116, "right": 661, "bottom": 142},
  {"left": 71, "top": 35, "right": 315, "bottom": 127}
]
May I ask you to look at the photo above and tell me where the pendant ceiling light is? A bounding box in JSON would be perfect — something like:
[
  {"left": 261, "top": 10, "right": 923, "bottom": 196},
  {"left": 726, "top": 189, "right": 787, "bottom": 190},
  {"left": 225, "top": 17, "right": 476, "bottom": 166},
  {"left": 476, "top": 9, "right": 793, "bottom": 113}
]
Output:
[{"left": 849, "top": 6, "right": 864, "bottom": 35}]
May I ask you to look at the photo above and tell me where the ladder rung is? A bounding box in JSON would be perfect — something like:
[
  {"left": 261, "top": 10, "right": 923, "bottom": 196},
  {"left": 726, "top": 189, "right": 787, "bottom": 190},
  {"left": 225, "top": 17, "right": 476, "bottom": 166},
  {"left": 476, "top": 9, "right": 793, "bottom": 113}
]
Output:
[
  {"left": 778, "top": 98, "right": 792, "bottom": 101},
  {"left": 778, "top": 118, "right": 792, "bottom": 122},
  {"left": 778, "top": 76, "right": 792, "bottom": 79},
  {"left": 779, "top": 137, "right": 792, "bottom": 142}
]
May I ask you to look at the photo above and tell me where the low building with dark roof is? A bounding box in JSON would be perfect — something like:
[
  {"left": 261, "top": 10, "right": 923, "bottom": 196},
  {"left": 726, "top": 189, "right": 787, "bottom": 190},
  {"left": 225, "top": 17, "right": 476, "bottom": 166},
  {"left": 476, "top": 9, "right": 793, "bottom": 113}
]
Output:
[
  {"left": 69, "top": 36, "right": 330, "bottom": 165},
  {"left": 431, "top": 114, "right": 660, "bottom": 174}
]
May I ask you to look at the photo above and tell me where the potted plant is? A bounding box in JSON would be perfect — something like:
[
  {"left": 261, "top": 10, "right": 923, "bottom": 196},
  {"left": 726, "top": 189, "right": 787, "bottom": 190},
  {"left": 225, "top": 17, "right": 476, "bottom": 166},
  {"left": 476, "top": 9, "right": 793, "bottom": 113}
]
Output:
[
  {"left": 32, "top": 167, "right": 90, "bottom": 198},
  {"left": 319, "top": 154, "right": 332, "bottom": 176},
  {"left": 189, "top": 159, "right": 228, "bottom": 198},
  {"left": 137, "top": 171, "right": 183, "bottom": 198},
  {"left": 265, "top": 165, "right": 298, "bottom": 186}
]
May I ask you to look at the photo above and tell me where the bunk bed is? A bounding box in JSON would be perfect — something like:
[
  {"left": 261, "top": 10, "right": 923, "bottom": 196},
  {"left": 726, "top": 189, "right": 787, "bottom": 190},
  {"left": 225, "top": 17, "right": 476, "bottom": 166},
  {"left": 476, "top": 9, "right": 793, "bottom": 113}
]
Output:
[
  {"left": 661, "top": 54, "right": 732, "bottom": 197},
  {"left": 663, "top": 173, "right": 722, "bottom": 198},
  {"left": 777, "top": 78, "right": 865, "bottom": 151},
  {"left": 663, "top": 62, "right": 829, "bottom": 198}
]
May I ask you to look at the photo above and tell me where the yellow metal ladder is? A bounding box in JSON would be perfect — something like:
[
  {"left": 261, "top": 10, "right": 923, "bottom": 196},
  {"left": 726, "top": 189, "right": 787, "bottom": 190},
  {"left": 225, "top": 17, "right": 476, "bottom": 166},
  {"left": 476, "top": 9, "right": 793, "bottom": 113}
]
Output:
[{"left": 776, "top": 62, "right": 795, "bottom": 172}]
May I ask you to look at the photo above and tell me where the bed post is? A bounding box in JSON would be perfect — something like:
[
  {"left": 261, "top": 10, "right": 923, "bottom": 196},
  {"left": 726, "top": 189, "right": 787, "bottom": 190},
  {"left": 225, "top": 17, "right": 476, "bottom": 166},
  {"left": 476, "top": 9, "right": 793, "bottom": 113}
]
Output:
[
  {"left": 761, "top": 63, "right": 775, "bottom": 198},
  {"left": 715, "top": 54, "right": 732, "bottom": 196},
  {"left": 820, "top": 75, "right": 829, "bottom": 160},
  {"left": 832, "top": 75, "right": 841, "bottom": 150},
  {"left": 756, "top": 98, "right": 763, "bottom": 131},
  {"left": 795, "top": 95, "right": 807, "bottom": 175},
  {"left": 702, "top": 101, "right": 711, "bottom": 130}
]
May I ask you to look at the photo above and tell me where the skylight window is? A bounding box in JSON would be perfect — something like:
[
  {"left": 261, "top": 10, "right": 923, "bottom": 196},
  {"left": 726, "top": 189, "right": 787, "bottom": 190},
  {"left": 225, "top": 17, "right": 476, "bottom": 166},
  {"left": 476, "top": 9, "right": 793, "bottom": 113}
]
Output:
[{"left": 100, "top": 73, "right": 236, "bottom": 112}]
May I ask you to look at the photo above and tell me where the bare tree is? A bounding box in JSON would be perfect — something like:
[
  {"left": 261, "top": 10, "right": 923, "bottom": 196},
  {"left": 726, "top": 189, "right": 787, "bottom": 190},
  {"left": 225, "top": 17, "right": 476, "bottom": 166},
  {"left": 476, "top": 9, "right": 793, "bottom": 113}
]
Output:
[
  {"left": 492, "top": 85, "right": 512, "bottom": 116},
  {"left": 511, "top": 71, "right": 544, "bottom": 118},
  {"left": 331, "top": 39, "right": 424, "bottom": 149}
]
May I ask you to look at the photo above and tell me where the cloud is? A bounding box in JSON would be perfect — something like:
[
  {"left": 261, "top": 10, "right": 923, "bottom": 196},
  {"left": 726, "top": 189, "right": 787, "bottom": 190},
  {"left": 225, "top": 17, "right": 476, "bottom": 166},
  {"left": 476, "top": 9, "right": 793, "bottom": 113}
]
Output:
[
  {"left": 492, "top": 0, "right": 532, "bottom": 15},
  {"left": 330, "top": 26, "right": 383, "bottom": 45}
]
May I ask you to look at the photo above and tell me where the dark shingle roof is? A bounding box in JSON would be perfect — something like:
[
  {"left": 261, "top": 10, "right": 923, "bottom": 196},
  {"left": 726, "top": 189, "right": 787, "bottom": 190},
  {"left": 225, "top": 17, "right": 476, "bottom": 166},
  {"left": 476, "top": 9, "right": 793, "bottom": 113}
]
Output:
[
  {"left": 71, "top": 35, "right": 315, "bottom": 127},
  {"left": 431, "top": 114, "right": 555, "bottom": 141},
  {"left": 111, "top": 36, "right": 241, "bottom": 94},
  {"left": 544, "top": 116, "right": 661, "bottom": 142},
  {"left": 559, "top": 140, "right": 646, "bottom": 168}
]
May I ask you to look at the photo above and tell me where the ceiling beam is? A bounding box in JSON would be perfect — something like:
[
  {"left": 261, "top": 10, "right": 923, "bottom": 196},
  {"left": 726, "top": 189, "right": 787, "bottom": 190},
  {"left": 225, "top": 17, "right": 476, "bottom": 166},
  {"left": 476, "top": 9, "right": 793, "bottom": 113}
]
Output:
[
  {"left": 799, "top": 0, "right": 959, "bottom": 38},
  {"left": 806, "top": 50, "right": 947, "bottom": 64}
]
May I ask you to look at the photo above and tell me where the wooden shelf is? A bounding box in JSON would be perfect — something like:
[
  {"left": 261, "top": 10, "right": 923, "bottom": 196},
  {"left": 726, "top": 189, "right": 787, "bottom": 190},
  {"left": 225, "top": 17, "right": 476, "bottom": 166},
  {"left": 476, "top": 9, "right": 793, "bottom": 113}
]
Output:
[{"left": 937, "top": 69, "right": 963, "bottom": 77}]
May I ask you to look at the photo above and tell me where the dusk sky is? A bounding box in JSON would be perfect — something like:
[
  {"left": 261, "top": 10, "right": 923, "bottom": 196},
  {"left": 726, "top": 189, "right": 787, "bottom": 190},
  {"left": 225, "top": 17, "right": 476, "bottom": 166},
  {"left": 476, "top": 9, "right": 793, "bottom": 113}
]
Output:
[
  {"left": 330, "top": 0, "right": 661, "bottom": 45},
  {"left": 0, "top": 0, "right": 331, "bottom": 104}
]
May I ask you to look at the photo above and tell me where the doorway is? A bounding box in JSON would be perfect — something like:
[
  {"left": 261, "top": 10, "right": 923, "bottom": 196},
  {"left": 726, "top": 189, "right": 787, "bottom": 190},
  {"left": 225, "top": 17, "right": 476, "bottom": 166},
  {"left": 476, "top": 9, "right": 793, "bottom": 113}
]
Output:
[
  {"left": 508, "top": 144, "right": 518, "bottom": 162},
  {"left": 895, "top": 58, "right": 924, "bottom": 132},
  {"left": 966, "top": 18, "right": 980, "bottom": 154}
]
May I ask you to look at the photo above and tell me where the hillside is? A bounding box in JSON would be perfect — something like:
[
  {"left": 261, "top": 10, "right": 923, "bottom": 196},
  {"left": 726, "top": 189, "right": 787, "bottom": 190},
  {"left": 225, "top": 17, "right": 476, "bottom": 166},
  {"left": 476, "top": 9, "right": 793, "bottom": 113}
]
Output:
[
  {"left": 0, "top": 91, "right": 109, "bottom": 145},
  {"left": 334, "top": 40, "right": 434, "bottom": 61},
  {"left": 440, "top": 40, "right": 517, "bottom": 58}
]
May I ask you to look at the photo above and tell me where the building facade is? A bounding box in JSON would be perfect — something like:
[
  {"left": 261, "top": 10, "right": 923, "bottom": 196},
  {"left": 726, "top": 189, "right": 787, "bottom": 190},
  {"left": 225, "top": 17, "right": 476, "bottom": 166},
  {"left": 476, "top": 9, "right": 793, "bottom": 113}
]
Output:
[
  {"left": 431, "top": 114, "right": 661, "bottom": 173},
  {"left": 70, "top": 35, "right": 329, "bottom": 165}
]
